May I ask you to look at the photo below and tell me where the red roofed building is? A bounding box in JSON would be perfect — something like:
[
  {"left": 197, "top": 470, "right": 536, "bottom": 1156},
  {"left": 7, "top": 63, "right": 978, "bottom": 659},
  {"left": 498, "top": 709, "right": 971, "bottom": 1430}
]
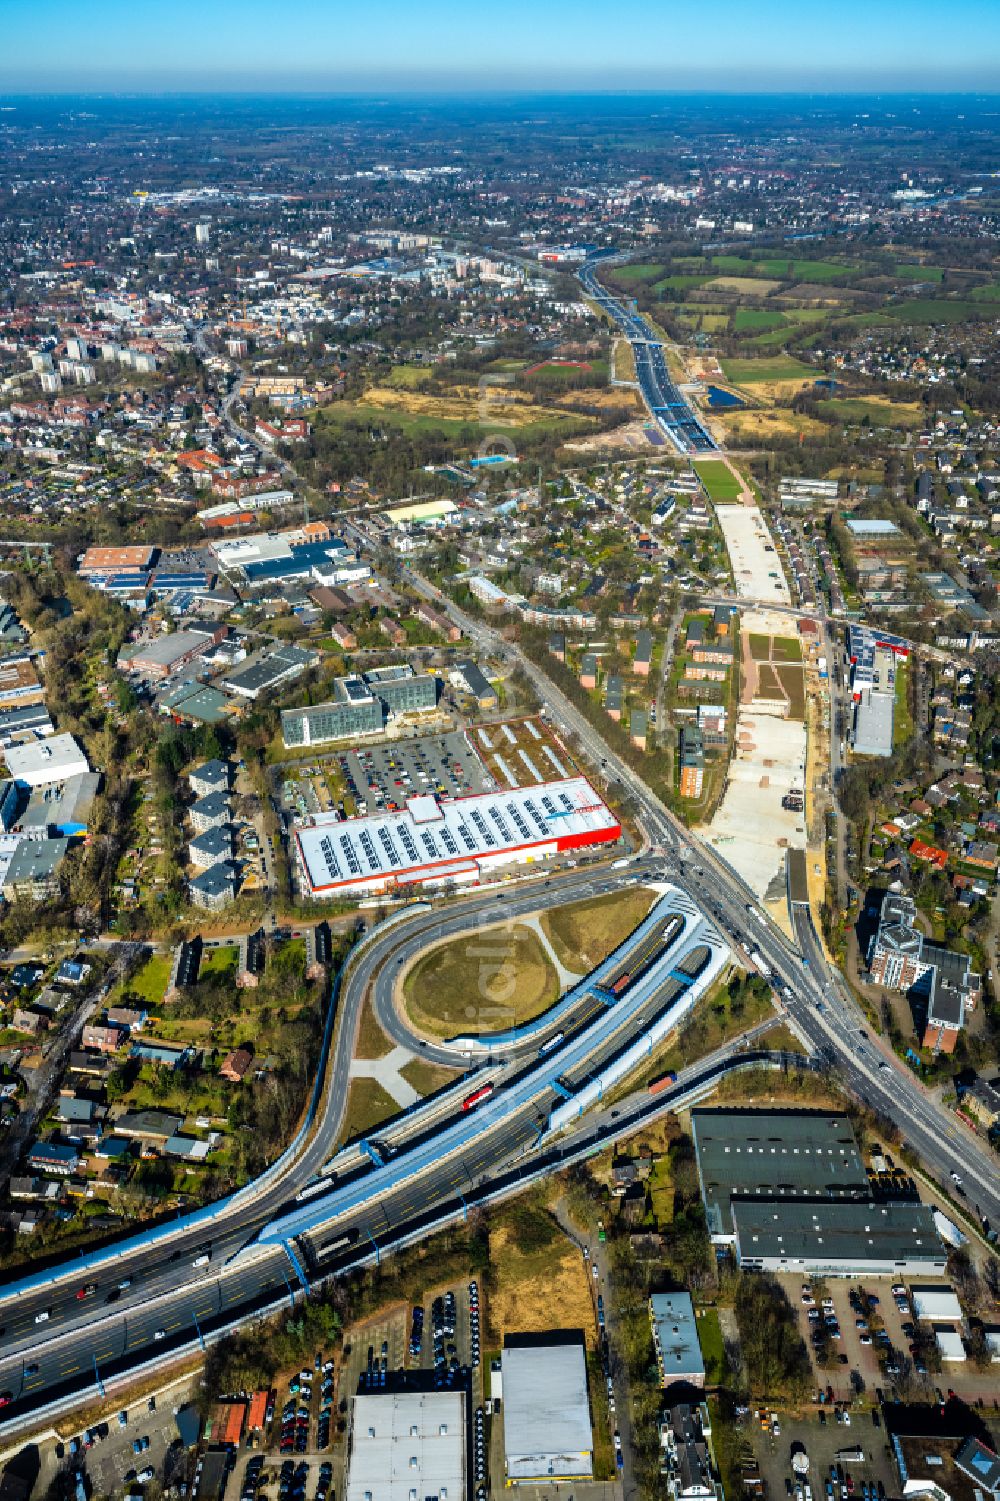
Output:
[{"left": 909, "top": 839, "right": 949, "bottom": 869}]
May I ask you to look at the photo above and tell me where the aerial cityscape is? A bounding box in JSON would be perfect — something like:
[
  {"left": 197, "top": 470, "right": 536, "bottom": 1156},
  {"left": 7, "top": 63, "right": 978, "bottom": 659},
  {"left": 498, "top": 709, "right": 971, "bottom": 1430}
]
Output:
[{"left": 0, "top": 8, "right": 999, "bottom": 1501}]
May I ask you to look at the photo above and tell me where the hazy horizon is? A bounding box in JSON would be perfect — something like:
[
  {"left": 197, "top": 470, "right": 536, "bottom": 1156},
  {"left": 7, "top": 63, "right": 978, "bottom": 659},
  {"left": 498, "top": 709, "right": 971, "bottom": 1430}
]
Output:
[{"left": 3, "top": 0, "right": 998, "bottom": 95}]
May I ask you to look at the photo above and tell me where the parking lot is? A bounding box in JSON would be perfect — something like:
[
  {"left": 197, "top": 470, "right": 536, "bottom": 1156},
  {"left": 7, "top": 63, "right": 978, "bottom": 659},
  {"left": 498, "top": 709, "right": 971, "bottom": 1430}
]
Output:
[
  {"left": 69, "top": 1389, "right": 199, "bottom": 1497},
  {"left": 746, "top": 1404, "right": 897, "bottom": 1501},
  {"left": 281, "top": 729, "right": 495, "bottom": 827}
]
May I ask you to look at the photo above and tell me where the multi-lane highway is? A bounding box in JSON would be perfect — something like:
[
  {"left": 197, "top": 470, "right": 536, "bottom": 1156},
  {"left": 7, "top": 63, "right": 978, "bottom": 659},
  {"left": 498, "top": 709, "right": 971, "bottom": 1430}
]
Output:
[
  {"left": 579, "top": 257, "right": 716, "bottom": 454},
  {"left": 1, "top": 569, "right": 997, "bottom": 1431}
]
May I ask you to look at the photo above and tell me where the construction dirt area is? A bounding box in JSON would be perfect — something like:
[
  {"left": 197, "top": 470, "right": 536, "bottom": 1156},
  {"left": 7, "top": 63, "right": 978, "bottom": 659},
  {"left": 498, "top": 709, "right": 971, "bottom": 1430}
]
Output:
[
  {"left": 716, "top": 503, "right": 793, "bottom": 607},
  {"left": 699, "top": 610, "right": 807, "bottom": 901}
]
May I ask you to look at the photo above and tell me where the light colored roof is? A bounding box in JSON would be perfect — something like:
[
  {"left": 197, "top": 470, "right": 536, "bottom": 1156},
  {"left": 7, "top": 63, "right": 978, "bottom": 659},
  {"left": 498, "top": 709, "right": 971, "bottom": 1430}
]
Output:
[
  {"left": 295, "top": 776, "right": 618, "bottom": 895},
  {"left": 502, "top": 1341, "right": 593, "bottom": 1481},
  {"left": 346, "top": 1391, "right": 465, "bottom": 1501},
  {"left": 935, "top": 1327, "right": 967, "bottom": 1361},
  {"left": 911, "top": 1285, "right": 963, "bottom": 1322},
  {"left": 4, "top": 734, "right": 89, "bottom": 787}
]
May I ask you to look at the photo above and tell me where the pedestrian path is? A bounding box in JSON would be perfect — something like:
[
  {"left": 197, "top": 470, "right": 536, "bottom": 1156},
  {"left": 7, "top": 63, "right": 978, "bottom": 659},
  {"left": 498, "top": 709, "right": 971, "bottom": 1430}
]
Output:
[{"left": 348, "top": 1044, "right": 419, "bottom": 1108}]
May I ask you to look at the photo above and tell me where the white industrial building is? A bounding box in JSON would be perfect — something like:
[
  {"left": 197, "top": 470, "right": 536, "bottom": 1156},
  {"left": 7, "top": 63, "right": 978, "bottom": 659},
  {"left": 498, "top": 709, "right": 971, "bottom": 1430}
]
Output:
[
  {"left": 502, "top": 1339, "right": 594, "bottom": 1484},
  {"left": 4, "top": 734, "right": 90, "bottom": 789},
  {"left": 934, "top": 1327, "right": 967, "bottom": 1363},
  {"left": 910, "top": 1285, "right": 963, "bottom": 1323},
  {"left": 345, "top": 1390, "right": 466, "bottom": 1501},
  {"left": 294, "top": 777, "right": 620, "bottom": 898}
]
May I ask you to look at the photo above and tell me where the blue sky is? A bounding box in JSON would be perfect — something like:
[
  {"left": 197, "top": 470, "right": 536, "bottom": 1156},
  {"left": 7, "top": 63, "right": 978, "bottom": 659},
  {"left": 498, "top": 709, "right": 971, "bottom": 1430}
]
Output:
[{"left": 2, "top": 0, "right": 999, "bottom": 91}]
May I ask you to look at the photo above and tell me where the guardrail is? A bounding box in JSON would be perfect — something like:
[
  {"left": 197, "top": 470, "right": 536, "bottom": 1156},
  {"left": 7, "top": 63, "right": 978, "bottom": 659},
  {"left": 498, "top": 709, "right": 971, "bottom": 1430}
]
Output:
[
  {"left": 0, "top": 903, "right": 439, "bottom": 1302},
  {"left": 0, "top": 1047, "right": 819, "bottom": 1438}
]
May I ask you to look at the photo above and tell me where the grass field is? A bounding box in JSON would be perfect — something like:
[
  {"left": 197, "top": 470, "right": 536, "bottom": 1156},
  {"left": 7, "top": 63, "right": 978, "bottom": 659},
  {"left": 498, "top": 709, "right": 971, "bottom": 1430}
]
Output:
[
  {"left": 706, "top": 275, "right": 782, "bottom": 295},
  {"left": 818, "top": 396, "right": 925, "bottom": 428},
  {"left": 720, "top": 409, "right": 827, "bottom": 442},
  {"left": 340, "top": 1077, "right": 399, "bottom": 1143},
  {"left": 885, "top": 298, "right": 987, "bottom": 325},
  {"left": 400, "top": 1058, "right": 459, "bottom": 1096},
  {"left": 775, "top": 663, "right": 806, "bottom": 720},
  {"left": 489, "top": 1220, "right": 597, "bottom": 1348},
  {"left": 610, "top": 262, "right": 667, "bottom": 284},
  {"left": 540, "top": 887, "right": 658, "bottom": 975},
  {"left": 894, "top": 657, "right": 913, "bottom": 749},
  {"left": 317, "top": 389, "right": 592, "bottom": 442},
  {"left": 720, "top": 354, "right": 814, "bottom": 386},
  {"left": 748, "top": 633, "right": 772, "bottom": 662},
  {"left": 384, "top": 363, "right": 434, "bottom": 389},
  {"left": 694, "top": 458, "right": 742, "bottom": 503},
  {"left": 756, "top": 663, "right": 785, "bottom": 701},
  {"left": 354, "top": 1001, "right": 393, "bottom": 1060},
  {"left": 772, "top": 636, "right": 803, "bottom": 662},
  {"left": 733, "top": 308, "right": 787, "bottom": 332},
  {"left": 653, "top": 273, "right": 712, "bottom": 292},
  {"left": 709, "top": 254, "right": 852, "bottom": 282},
  {"left": 402, "top": 923, "right": 560, "bottom": 1039},
  {"left": 119, "top": 952, "right": 172, "bottom": 1006},
  {"left": 895, "top": 263, "right": 945, "bottom": 281}
]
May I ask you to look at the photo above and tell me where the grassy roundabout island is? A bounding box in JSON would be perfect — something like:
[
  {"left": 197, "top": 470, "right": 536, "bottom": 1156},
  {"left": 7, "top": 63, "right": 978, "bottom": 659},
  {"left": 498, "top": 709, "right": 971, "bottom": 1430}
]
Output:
[{"left": 401, "top": 922, "right": 560, "bottom": 1040}]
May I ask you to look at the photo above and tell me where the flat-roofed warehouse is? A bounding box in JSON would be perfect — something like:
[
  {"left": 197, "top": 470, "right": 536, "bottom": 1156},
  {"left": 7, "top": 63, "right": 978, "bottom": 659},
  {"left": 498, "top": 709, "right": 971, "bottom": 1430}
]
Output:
[
  {"left": 732, "top": 1199, "right": 946, "bottom": 1277},
  {"left": 294, "top": 776, "right": 621, "bottom": 898},
  {"left": 502, "top": 1338, "right": 594, "bottom": 1484},
  {"left": 345, "top": 1390, "right": 467, "bottom": 1501},
  {"left": 691, "top": 1108, "right": 871, "bottom": 1242}
]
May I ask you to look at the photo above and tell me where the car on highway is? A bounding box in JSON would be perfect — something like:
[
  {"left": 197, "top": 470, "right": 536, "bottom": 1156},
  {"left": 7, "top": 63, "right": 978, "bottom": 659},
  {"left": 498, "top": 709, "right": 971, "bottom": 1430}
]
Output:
[
  {"left": 76, "top": 1283, "right": 97, "bottom": 1300},
  {"left": 34, "top": 1309, "right": 51, "bottom": 1324},
  {"left": 153, "top": 1328, "right": 167, "bottom": 1341}
]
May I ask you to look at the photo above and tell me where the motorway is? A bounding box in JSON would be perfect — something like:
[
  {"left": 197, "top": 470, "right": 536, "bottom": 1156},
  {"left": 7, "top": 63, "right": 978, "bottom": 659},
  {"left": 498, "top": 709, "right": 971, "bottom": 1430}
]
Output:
[
  {"left": 1, "top": 574, "right": 998, "bottom": 1428},
  {"left": 579, "top": 257, "right": 716, "bottom": 454}
]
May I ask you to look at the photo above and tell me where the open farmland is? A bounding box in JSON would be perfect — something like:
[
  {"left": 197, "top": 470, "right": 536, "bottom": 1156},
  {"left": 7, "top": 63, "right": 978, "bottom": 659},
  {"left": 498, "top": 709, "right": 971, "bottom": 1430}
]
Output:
[
  {"left": 818, "top": 396, "right": 925, "bottom": 427},
  {"left": 720, "top": 355, "right": 815, "bottom": 386}
]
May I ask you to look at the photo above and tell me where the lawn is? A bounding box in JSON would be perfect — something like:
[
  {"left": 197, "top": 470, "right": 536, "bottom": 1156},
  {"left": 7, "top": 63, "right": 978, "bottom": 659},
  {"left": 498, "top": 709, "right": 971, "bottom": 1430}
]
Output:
[
  {"left": 748, "top": 633, "right": 772, "bottom": 662},
  {"left": 696, "top": 1306, "right": 727, "bottom": 1385},
  {"left": 894, "top": 658, "right": 913, "bottom": 749},
  {"left": 119, "top": 952, "right": 172, "bottom": 1007},
  {"left": 694, "top": 459, "right": 742, "bottom": 503},
  {"left": 401, "top": 922, "right": 560, "bottom": 1039},
  {"left": 200, "top": 944, "right": 238, "bottom": 977},
  {"left": 720, "top": 354, "right": 814, "bottom": 385},
  {"left": 540, "top": 887, "right": 658, "bottom": 975}
]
